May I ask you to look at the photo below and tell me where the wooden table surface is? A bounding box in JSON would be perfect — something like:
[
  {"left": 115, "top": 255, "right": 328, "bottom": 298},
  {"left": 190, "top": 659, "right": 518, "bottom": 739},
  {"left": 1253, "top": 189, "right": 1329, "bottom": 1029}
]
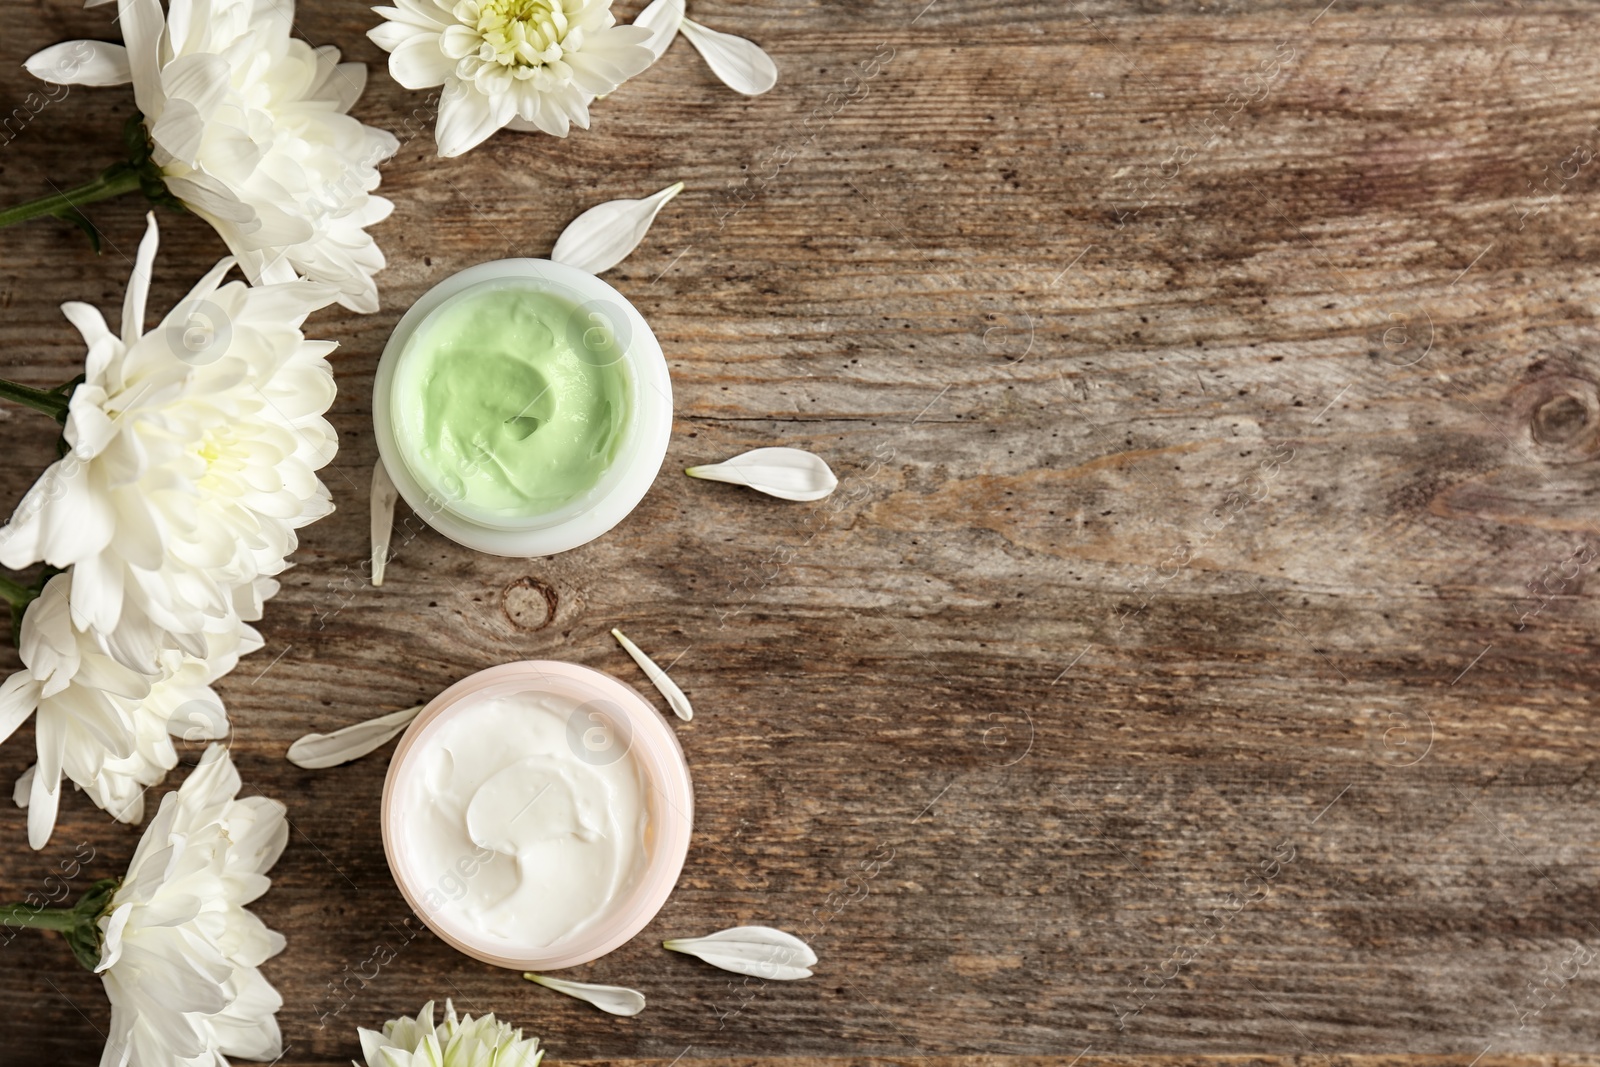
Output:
[{"left": 2, "top": 0, "right": 1600, "bottom": 1063}]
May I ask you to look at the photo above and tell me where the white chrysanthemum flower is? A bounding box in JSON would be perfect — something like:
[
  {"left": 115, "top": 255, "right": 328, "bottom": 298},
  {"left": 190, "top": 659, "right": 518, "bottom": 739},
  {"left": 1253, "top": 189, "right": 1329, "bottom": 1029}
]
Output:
[
  {"left": 0, "top": 573, "right": 258, "bottom": 848},
  {"left": 0, "top": 573, "right": 152, "bottom": 848},
  {"left": 358, "top": 1000, "right": 545, "bottom": 1067},
  {"left": 367, "top": 0, "right": 654, "bottom": 156},
  {"left": 87, "top": 624, "right": 256, "bottom": 822},
  {"left": 95, "top": 743, "right": 289, "bottom": 1067},
  {"left": 24, "top": 0, "right": 399, "bottom": 312},
  {"left": 0, "top": 214, "right": 339, "bottom": 666}
]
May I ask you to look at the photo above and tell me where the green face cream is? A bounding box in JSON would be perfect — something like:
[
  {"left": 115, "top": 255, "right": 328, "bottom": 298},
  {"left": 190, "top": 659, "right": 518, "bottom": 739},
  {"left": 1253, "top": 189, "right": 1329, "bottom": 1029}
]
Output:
[{"left": 391, "top": 283, "right": 632, "bottom": 522}]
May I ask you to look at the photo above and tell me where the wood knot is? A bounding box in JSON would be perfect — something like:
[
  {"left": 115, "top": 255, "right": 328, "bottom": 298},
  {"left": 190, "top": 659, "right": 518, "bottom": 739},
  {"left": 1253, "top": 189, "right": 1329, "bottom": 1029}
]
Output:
[
  {"left": 1515, "top": 375, "right": 1600, "bottom": 462},
  {"left": 502, "top": 577, "right": 558, "bottom": 631},
  {"left": 1532, "top": 393, "right": 1591, "bottom": 445}
]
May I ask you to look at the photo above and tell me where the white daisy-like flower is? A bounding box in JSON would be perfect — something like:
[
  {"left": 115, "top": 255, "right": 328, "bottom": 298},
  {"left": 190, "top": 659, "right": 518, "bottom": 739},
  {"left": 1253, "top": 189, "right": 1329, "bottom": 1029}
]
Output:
[
  {"left": 0, "top": 214, "right": 339, "bottom": 667},
  {"left": 95, "top": 743, "right": 289, "bottom": 1067},
  {"left": 367, "top": 0, "right": 655, "bottom": 156},
  {"left": 85, "top": 622, "right": 256, "bottom": 823},
  {"left": 24, "top": 0, "right": 399, "bottom": 312},
  {"left": 358, "top": 1000, "right": 544, "bottom": 1067},
  {"left": 0, "top": 572, "right": 258, "bottom": 848},
  {"left": 0, "top": 573, "right": 153, "bottom": 848}
]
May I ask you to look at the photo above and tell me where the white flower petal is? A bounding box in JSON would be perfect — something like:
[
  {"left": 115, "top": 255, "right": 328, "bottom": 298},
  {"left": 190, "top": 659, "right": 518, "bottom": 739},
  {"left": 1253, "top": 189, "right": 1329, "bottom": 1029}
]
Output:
[
  {"left": 387, "top": 32, "right": 456, "bottom": 90},
  {"left": 95, "top": 903, "right": 133, "bottom": 972},
  {"left": 12, "top": 764, "right": 33, "bottom": 808},
  {"left": 327, "top": 61, "right": 370, "bottom": 113},
  {"left": 149, "top": 97, "right": 213, "bottom": 167},
  {"left": 119, "top": 0, "right": 166, "bottom": 126},
  {"left": 371, "top": 459, "right": 399, "bottom": 587},
  {"left": 27, "top": 716, "right": 64, "bottom": 850},
  {"left": 286, "top": 705, "right": 422, "bottom": 769},
  {"left": 373, "top": 0, "right": 454, "bottom": 32},
  {"left": 633, "top": 0, "right": 684, "bottom": 60},
  {"left": 368, "top": 18, "right": 433, "bottom": 52},
  {"left": 0, "top": 672, "right": 41, "bottom": 747},
  {"left": 678, "top": 18, "right": 777, "bottom": 96},
  {"left": 67, "top": 552, "right": 123, "bottom": 636},
  {"left": 524, "top": 973, "right": 646, "bottom": 1016},
  {"left": 73, "top": 652, "right": 151, "bottom": 702},
  {"left": 66, "top": 403, "right": 117, "bottom": 458},
  {"left": 157, "top": 52, "right": 231, "bottom": 118},
  {"left": 564, "top": 49, "right": 633, "bottom": 96},
  {"left": 357, "top": 1027, "right": 391, "bottom": 1066},
  {"left": 61, "top": 299, "right": 114, "bottom": 351},
  {"left": 439, "top": 23, "right": 482, "bottom": 60},
  {"left": 120, "top": 213, "right": 160, "bottom": 348},
  {"left": 664, "top": 926, "right": 816, "bottom": 980},
  {"left": 611, "top": 628, "right": 693, "bottom": 721},
  {"left": 515, "top": 94, "right": 574, "bottom": 137},
  {"left": 685, "top": 446, "right": 838, "bottom": 501},
  {"left": 24, "top": 40, "right": 131, "bottom": 86},
  {"left": 550, "top": 182, "right": 683, "bottom": 275},
  {"left": 434, "top": 79, "right": 506, "bottom": 157}
]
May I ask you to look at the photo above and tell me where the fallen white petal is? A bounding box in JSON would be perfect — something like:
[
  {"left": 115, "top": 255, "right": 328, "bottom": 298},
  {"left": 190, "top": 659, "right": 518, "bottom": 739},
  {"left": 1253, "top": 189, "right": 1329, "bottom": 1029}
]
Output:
[
  {"left": 685, "top": 447, "right": 837, "bottom": 502},
  {"left": 371, "top": 459, "right": 399, "bottom": 588},
  {"left": 551, "top": 182, "right": 684, "bottom": 275},
  {"left": 524, "top": 973, "right": 646, "bottom": 1016},
  {"left": 611, "top": 628, "right": 693, "bottom": 721},
  {"left": 634, "top": 0, "right": 685, "bottom": 60},
  {"left": 664, "top": 926, "right": 816, "bottom": 980},
  {"left": 286, "top": 705, "right": 422, "bottom": 769},
  {"left": 678, "top": 19, "right": 777, "bottom": 96}
]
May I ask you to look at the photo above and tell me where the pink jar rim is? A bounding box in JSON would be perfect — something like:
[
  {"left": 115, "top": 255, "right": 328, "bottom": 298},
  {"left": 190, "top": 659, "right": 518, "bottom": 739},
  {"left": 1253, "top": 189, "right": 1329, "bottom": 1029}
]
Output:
[{"left": 381, "top": 660, "right": 694, "bottom": 970}]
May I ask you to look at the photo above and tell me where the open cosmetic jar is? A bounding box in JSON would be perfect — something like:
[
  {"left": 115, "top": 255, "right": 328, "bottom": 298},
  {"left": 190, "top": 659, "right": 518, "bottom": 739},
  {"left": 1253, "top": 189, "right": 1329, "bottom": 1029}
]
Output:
[
  {"left": 373, "top": 259, "right": 673, "bottom": 556},
  {"left": 381, "top": 661, "right": 694, "bottom": 970}
]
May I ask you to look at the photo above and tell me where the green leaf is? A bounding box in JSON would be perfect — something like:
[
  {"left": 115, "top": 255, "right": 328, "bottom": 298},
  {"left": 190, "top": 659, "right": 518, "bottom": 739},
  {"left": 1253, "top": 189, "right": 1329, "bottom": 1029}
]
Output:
[
  {"left": 50, "top": 206, "right": 101, "bottom": 254},
  {"left": 50, "top": 374, "right": 85, "bottom": 396}
]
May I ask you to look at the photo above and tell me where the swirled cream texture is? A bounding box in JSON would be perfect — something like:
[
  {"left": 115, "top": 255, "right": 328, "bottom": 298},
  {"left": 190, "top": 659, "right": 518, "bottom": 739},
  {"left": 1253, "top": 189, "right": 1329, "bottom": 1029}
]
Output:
[
  {"left": 391, "top": 282, "right": 631, "bottom": 522},
  {"left": 397, "top": 690, "right": 651, "bottom": 949}
]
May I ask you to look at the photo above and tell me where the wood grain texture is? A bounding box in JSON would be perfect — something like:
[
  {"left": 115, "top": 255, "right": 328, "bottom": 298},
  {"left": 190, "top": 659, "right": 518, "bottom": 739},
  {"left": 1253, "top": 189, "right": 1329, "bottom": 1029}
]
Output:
[{"left": 2, "top": 0, "right": 1600, "bottom": 1062}]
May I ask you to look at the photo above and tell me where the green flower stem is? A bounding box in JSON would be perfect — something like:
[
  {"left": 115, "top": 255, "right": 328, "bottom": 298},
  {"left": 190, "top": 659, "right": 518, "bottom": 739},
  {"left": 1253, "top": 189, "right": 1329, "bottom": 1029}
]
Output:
[
  {"left": 0, "top": 903, "right": 81, "bottom": 932},
  {"left": 0, "top": 378, "right": 70, "bottom": 421},
  {"left": 0, "top": 879, "right": 120, "bottom": 971},
  {"left": 0, "top": 164, "right": 142, "bottom": 230},
  {"left": 0, "top": 574, "right": 36, "bottom": 612}
]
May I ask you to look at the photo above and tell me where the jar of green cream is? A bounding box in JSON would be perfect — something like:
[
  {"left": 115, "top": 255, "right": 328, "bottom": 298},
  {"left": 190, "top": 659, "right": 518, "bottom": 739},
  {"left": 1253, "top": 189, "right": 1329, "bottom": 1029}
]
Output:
[{"left": 374, "top": 260, "right": 672, "bottom": 556}]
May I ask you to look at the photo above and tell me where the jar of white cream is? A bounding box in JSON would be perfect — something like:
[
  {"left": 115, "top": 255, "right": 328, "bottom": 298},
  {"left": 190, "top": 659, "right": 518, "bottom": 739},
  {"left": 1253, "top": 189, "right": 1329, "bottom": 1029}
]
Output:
[
  {"left": 381, "top": 661, "right": 693, "bottom": 970},
  {"left": 373, "top": 260, "right": 673, "bottom": 557}
]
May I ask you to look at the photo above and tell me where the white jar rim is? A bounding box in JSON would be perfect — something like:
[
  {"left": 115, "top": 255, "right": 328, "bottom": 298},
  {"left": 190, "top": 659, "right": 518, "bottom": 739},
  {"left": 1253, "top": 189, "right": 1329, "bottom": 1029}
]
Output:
[
  {"left": 373, "top": 259, "right": 673, "bottom": 557},
  {"left": 381, "top": 661, "right": 694, "bottom": 971}
]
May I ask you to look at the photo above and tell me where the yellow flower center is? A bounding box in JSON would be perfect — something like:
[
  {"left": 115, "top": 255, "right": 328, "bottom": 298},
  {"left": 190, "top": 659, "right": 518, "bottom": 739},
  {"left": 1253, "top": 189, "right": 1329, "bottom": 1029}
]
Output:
[
  {"left": 475, "top": 0, "right": 568, "bottom": 66},
  {"left": 195, "top": 423, "right": 247, "bottom": 479}
]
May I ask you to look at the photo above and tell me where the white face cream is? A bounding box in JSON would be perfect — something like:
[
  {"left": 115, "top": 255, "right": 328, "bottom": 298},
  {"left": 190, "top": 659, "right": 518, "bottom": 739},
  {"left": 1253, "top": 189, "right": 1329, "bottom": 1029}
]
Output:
[
  {"left": 395, "top": 689, "right": 651, "bottom": 951},
  {"left": 384, "top": 661, "right": 694, "bottom": 970}
]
